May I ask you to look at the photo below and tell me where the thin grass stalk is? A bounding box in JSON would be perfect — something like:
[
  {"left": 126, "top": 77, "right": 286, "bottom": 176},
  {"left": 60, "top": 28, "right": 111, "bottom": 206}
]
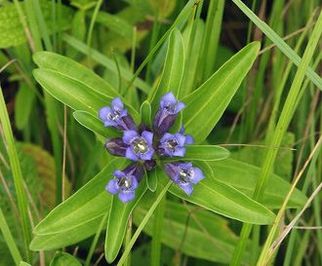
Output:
[
  {"left": 145, "top": 11, "right": 161, "bottom": 84},
  {"left": 117, "top": 182, "right": 172, "bottom": 266},
  {"left": 125, "top": 0, "right": 196, "bottom": 92},
  {"left": 197, "top": 0, "right": 223, "bottom": 83},
  {"left": 0, "top": 207, "right": 23, "bottom": 265},
  {"left": 86, "top": 0, "right": 103, "bottom": 62},
  {"left": 0, "top": 88, "right": 32, "bottom": 261},
  {"left": 85, "top": 212, "right": 108, "bottom": 266},
  {"left": 150, "top": 194, "right": 166, "bottom": 266},
  {"left": 232, "top": 0, "right": 322, "bottom": 90},
  {"left": 231, "top": 10, "right": 322, "bottom": 266}
]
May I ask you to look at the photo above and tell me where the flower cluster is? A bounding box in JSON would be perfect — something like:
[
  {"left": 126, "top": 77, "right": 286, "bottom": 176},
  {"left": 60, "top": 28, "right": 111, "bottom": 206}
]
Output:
[{"left": 99, "top": 93, "right": 204, "bottom": 202}]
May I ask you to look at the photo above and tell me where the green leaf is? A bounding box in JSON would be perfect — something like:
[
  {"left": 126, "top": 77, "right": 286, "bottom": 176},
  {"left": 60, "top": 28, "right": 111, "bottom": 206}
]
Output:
[
  {"left": 209, "top": 159, "right": 307, "bottom": 209},
  {"left": 134, "top": 200, "right": 250, "bottom": 264},
  {"left": 166, "top": 145, "right": 230, "bottom": 162},
  {"left": 183, "top": 42, "right": 260, "bottom": 143},
  {"left": 32, "top": 159, "right": 122, "bottom": 237},
  {"left": 73, "top": 110, "right": 120, "bottom": 139},
  {"left": 33, "top": 52, "right": 139, "bottom": 120},
  {"left": 14, "top": 84, "right": 36, "bottom": 130},
  {"left": 149, "top": 28, "right": 185, "bottom": 112},
  {"left": 146, "top": 168, "right": 158, "bottom": 192},
  {"left": 105, "top": 181, "right": 148, "bottom": 262},
  {"left": 33, "top": 51, "right": 118, "bottom": 99},
  {"left": 30, "top": 216, "right": 102, "bottom": 250},
  {"left": 157, "top": 167, "right": 275, "bottom": 224},
  {"left": 49, "top": 252, "right": 81, "bottom": 266},
  {"left": 62, "top": 34, "right": 150, "bottom": 94},
  {"left": 140, "top": 101, "right": 152, "bottom": 127}
]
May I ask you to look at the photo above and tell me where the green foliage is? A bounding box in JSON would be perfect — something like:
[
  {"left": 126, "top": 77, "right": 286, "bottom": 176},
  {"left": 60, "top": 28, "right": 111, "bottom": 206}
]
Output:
[
  {"left": 0, "top": 1, "right": 72, "bottom": 48},
  {"left": 183, "top": 42, "right": 260, "bottom": 143},
  {"left": 49, "top": 252, "right": 81, "bottom": 266}
]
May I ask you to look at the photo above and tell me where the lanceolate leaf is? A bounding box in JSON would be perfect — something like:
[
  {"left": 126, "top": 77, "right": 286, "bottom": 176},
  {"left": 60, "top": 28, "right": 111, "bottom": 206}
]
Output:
[
  {"left": 33, "top": 56, "right": 139, "bottom": 120},
  {"left": 32, "top": 159, "right": 123, "bottom": 236},
  {"left": 140, "top": 101, "right": 152, "bottom": 127},
  {"left": 105, "top": 182, "right": 148, "bottom": 263},
  {"left": 149, "top": 29, "right": 185, "bottom": 112},
  {"left": 157, "top": 168, "right": 275, "bottom": 224},
  {"left": 73, "top": 110, "right": 120, "bottom": 139},
  {"left": 49, "top": 252, "right": 81, "bottom": 266},
  {"left": 134, "top": 201, "right": 250, "bottom": 264},
  {"left": 166, "top": 145, "right": 230, "bottom": 162},
  {"left": 33, "top": 51, "right": 119, "bottom": 99},
  {"left": 209, "top": 159, "right": 307, "bottom": 208},
  {"left": 30, "top": 216, "right": 102, "bottom": 250},
  {"left": 183, "top": 42, "right": 260, "bottom": 143}
]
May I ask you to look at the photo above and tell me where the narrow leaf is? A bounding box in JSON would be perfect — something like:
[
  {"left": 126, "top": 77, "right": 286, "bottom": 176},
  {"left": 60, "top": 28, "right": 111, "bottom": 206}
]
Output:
[
  {"left": 105, "top": 182, "right": 148, "bottom": 262},
  {"left": 183, "top": 42, "right": 260, "bottom": 143},
  {"left": 32, "top": 159, "right": 122, "bottom": 236},
  {"left": 50, "top": 252, "right": 81, "bottom": 266},
  {"left": 209, "top": 159, "right": 308, "bottom": 208},
  {"left": 157, "top": 167, "right": 275, "bottom": 224},
  {"left": 166, "top": 145, "right": 230, "bottom": 162},
  {"left": 73, "top": 110, "right": 120, "bottom": 139},
  {"left": 149, "top": 29, "right": 185, "bottom": 112}
]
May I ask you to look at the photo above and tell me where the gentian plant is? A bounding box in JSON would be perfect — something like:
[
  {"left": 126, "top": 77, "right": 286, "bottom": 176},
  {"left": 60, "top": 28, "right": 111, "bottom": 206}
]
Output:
[
  {"left": 99, "top": 93, "right": 204, "bottom": 202},
  {"left": 25, "top": 11, "right": 310, "bottom": 265}
]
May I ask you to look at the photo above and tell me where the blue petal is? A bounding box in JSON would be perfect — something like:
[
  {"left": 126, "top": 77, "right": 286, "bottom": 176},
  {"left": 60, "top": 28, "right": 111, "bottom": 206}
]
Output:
[
  {"left": 185, "top": 135, "right": 194, "bottom": 144},
  {"left": 130, "top": 176, "right": 139, "bottom": 189},
  {"left": 173, "top": 147, "right": 186, "bottom": 157},
  {"left": 112, "top": 97, "right": 124, "bottom": 109},
  {"left": 113, "top": 170, "right": 124, "bottom": 178},
  {"left": 161, "top": 92, "right": 176, "bottom": 107},
  {"left": 123, "top": 130, "right": 138, "bottom": 144},
  {"left": 175, "top": 133, "right": 186, "bottom": 146},
  {"left": 119, "top": 191, "right": 135, "bottom": 202},
  {"left": 106, "top": 179, "right": 119, "bottom": 194},
  {"left": 99, "top": 106, "right": 112, "bottom": 121},
  {"left": 126, "top": 148, "right": 139, "bottom": 161},
  {"left": 191, "top": 167, "right": 205, "bottom": 184},
  {"left": 141, "top": 131, "right": 153, "bottom": 145},
  {"left": 104, "top": 120, "right": 117, "bottom": 127},
  {"left": 160, "top": 133, "right": 173, "bottom": 143},
  {"left": 140, "top": 149, "right": 154, "bottom": 161},
  {"left": 176, "top": 102, "right": 185, "bottom": 113},
  {"left": 179, "top": 183, "right": 193, "bottom": 195}
]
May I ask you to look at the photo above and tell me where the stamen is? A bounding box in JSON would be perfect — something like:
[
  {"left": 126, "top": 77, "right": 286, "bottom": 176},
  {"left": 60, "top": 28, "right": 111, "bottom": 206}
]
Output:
[
  {"left": 132, "top": 138, "right": 148, "bottom": 153},
  {"left": 117, "top": 176, "right": 132, "bottom": 189},
  {"left": 166, "top": 139, "right": 178, "bottom": 151},
  {"left": 178, "top": 168, "right": 193, "bottom": 183}
]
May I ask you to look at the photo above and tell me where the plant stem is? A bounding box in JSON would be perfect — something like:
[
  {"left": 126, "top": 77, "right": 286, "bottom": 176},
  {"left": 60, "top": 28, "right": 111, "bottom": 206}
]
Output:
[
  {"left": 231, "top": 10, "right": 322, "bottom": 266},
  {"left": 0, "top": 87, "right": 32, "bottom": 261}
]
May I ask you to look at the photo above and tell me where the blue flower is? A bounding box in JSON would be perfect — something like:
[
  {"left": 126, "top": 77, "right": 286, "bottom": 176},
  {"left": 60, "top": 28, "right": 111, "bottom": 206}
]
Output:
[
  {"left": 159, "top": 132, "right": 187, "bottom": 157},
  {"left": 99, "top": 98, "right": 136, "bottom": 130},
  {"left": 105, "top": 138, "right": 127, "bottom": 157},
  {"left": 106, "top": 164, "right": 143, "bottom": 202},
  {"left": 165, "top": 162, "right": 204, "bottom": 195},
  {"left": 158, "top": 128, "right": 194, "bottom": 157},
  {"left": 153, "top": 92, "right": 185, "bottom": 135},
  {"left": 123, "top": 130, "right": 154, "bottom": 161}
]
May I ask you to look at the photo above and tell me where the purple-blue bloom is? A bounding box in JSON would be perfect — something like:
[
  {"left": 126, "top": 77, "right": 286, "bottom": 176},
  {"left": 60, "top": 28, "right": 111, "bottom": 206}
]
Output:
[
  {"left": 153, "top": 92, "right": 185, "bottom": 135},
  {"left": 159, "top": 132, "right": 187, "bottom": 157},
  {"left": 123, "top": 130, "right": 154, "bottom": 161},
  {"left": 165, "top": 162, "right": 204, "bottom": 195},
  {"left": 106, "top": 164, "right": 143, "bottom": 202},
  {"left": 99, "top": 98, "right": 136, "bottom": 131},
  {"left": 105, "top": 138, "right": 127, "bottom": 157}
]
